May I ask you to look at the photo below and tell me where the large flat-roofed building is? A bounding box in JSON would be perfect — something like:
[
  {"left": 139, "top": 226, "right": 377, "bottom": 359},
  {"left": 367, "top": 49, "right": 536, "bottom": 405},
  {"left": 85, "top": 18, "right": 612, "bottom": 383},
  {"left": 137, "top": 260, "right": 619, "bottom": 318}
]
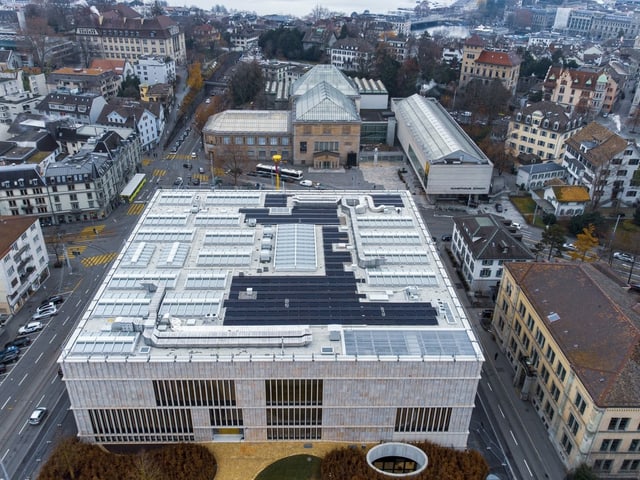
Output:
[
  {"left": 391, "top": 95, "right": 493, "bottom": 201},
  {"left": 60, "top": 190, "right": 483, "bottom": 446}
]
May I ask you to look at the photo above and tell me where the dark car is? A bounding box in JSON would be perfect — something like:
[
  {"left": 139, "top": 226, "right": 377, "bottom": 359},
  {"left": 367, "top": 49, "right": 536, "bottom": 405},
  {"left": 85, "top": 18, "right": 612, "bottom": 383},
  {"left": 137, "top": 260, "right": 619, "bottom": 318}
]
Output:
[
  {"left": 495, "top": 203, "right": 503, "bottom": 213},
  {"left": 46, "top": 295, "right": 65, "bottom": 306},
  {"left": 5, "top": 337, "right": 31, "bottom": 349},
  {"left": 0, "top": 346, "right": 19, "bottom": 364},
  {"left": 192, "top": 177, "right": 200, "bottom": 186},
  {"left": 441, "top": 235, "right": 452, "bottom": 242},
  {"left": 183, "top": 162, "right": 192, "bottom": 170}
]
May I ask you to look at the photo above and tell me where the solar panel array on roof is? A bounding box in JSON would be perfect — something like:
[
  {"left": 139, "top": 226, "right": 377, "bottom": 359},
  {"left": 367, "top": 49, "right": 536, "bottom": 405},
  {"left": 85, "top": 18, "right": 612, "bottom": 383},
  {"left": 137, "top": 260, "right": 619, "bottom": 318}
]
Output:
[
  {"left": 370, "top": 194, "right": 404, "bottom": 207},
  {"left": 343, "top": 330, "right": 475, "bottom": 357},
  {"left": 224, "top": 213, "right": 438, "bottom": 326}
]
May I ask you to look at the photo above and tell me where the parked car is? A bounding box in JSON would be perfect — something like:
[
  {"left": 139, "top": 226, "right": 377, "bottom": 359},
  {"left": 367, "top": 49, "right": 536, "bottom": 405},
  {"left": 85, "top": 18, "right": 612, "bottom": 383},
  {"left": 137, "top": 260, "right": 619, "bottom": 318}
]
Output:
[
  {"left": 18, "top": 321, "right": 43, "bottom": 335},
  {"left": 198, "top": 167, "right": 205, "bottom": 174},
  {"left": 300, "top": 179, "right": 313, "bottom": 187},
  {"left": 0, "top": 346, "right": 19, "bottom": 364},
  {"left": 441, "top": 235, "right": 452, "bottom": 242},
  {"left": 45, "top": 295, "right": 64, "bottom": 306},
  {"left": 0, "top": 363, "right": 5, "bottom": 374},
  {"left": 563, "top": 243, "right": 577, "bottom": 251},
  {"left": 5, "top": 337, "right": 31, "bottom": 349},
  {"left": 36, "top": 302, "right": 56, "bottom": 314},
  {"left": 32, "top": 306, "right": 57, "bottom": 320},
  {"left": 174, "top": 177, "right": 183, "bottom": 186},
  {"left": 183, "top": 162, "right": 192, "bottom": 170},
  {"left": 192, "top": 178, "right": 200, "bottom": 186},
  {"left": 495, "top": 203, "right": 503, "bottom": 213},
  {"left": 510, "top": 222, "right": 522, "bottom": 230},
  {"left": 191, "top": 152, "right": 197, "bottom": 159},
  {"left": 29, "top": 407, "right": 47, "bottom": 425}
]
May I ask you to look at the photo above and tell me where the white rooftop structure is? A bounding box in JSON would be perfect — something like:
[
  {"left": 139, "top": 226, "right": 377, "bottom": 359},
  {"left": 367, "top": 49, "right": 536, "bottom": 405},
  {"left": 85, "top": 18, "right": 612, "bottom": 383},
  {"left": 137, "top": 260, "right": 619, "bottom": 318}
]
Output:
[{"left": 60, "top": 190, "right": 483, "bottom": 445}]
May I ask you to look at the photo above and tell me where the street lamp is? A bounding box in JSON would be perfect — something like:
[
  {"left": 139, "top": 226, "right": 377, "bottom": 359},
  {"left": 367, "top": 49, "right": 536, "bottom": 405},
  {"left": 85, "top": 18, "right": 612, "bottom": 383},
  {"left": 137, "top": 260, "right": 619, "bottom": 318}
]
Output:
[{"left": 272, "top": 154, "right": 282, "bottom": 191}]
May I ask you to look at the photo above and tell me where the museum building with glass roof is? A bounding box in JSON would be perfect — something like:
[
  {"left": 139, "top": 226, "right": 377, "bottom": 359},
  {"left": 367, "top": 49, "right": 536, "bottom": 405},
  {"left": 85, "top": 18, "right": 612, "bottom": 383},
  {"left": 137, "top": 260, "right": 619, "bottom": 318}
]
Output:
[{"left": 60, "top": 189, "right": 483, "bottom": 446}]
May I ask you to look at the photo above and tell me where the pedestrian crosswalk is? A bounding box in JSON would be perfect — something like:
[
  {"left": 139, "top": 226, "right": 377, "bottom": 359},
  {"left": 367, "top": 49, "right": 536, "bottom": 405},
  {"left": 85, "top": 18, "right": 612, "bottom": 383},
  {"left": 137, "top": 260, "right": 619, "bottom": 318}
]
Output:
[
  {"left": 127, "top": 203, "right": 146, "bottom": 215},
  {"left": 152, "top": 169, "right": 167, "bottom": 177},
  {"left": 78, "top": 225, "right": 105, "bottom": 240},
  {"left": 81, "top": 252, "right": 118, "bottom": 268}
]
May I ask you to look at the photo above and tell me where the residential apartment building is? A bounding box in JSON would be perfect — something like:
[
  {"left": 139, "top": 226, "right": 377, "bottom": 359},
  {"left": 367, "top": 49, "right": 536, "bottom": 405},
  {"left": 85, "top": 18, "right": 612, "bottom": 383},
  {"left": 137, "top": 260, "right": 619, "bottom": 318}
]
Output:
[
  {"left": 133, "top": 56, "right": 175, "bottom": 85},
  {"left": 59, "top": 189, "right": 483, "bottom": 446},
  {"left": 458, "top": 35, "right": 521, "bottom": 95},
  {"left": 329, "top": 38, "right": 375, "bottom": 73},
  {"left": 506, "top": 101, "right": 585, "bottom": 162},
  {"left": 492, "top": 262, "right": 640, "bottom": 477},
  {"left": 531, "top": 184, "right": 591, "bottom": 218},
  {"left": 562, "top": 122, "right": 640, "bottom": 208},
  {"left": 392, "top": 95, "right": 493, "bottom": 200},
  {"left": 36, "top": 92, "right": 107, "bottom": 124},
  {"left": 0, "top": 92, "right": 43, "bottom": 124},
  {"left": 229, "top": 30, "right": 260, "bottom": 51},
  {"left": 543, "top": 67, "right": 618, "bottom": 116},
  {"left": 0, "top": 128, "right": 141, "bottom": 225},
  {"left": 516, "top": 162, "right": 566, "bottom": 191},
  {"left": 566, "top": 9, "right": 640, "bottom": 41},
  {"left": 451, "top": 214, "right": 534, "bottom": 295},
  {"left": 47, "top": 67, "right": 122, "bottom": 101},
  {"left": 0, "top": 216, "right": 49, "bottom": 315},
  {"left": 97, "top": 99, "right": 165, "bottom": 151},
  {"left": 75, "top": 4, "right": 186, "bottom": 65}
]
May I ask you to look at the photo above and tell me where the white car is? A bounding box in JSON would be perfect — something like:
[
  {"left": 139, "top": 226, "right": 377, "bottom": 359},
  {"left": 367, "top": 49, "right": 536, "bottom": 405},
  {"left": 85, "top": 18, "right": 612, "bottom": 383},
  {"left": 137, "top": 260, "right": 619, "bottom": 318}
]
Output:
[
  {"left": 36, "top": 302, "right": 55, "bottom": 314},
  {"left": 29, "top": 407, "right": 47, "bottom": 425},
  {"left": 18, "top": 321, "right": 43, "bottom": 335},
  {"left": 613, "top": 252, "right": 634, "bottom": 263},
  {"left": 563, "top": 243, "right": 577, "bottom": 251},
  {"left": 32, "top": 305, "right": 57, "bottom": 320},
  {"left": 510, "top": 222, "right": 522, "bottom": 230},
  {"left": 299, "top": 179, "right": 313, "bottom": 187}
]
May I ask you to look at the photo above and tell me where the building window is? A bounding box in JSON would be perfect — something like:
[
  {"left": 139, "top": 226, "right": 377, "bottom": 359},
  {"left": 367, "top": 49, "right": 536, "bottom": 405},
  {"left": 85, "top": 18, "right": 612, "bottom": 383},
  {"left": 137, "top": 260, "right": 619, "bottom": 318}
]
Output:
[
  {"left": 394, "top": 407, "right": 452, "bottom": 432},
  {"left": 608, "top": 417, "right": 629, "bottom": 431},
  {"left": 89, "top": 408, "right": 194, "bottom": 442},
  {"left": 299, "top": 142, "right": 307, "bottom": 153},
  {"left": 593, "top": 459, "right": 613, "bottom": 472},
  {"left": 620, "top": 459, "right": 640, "bottom": 471},
  {"left": 600, "top": 439, "right": 620, "bottom": 452},
  {"left": 526, "top": 314, "right": 534, "bottom": 330},
  {"left": 540, "top": 365, "right": 549, "bottom": 384},
  {"left": 561, "top": 433, "right": 573, "bottom": 455},
  {"left": 258, "top": 137, "right": 266, "bottom": 145},
  {"left": 545, "top": 346, "right": 556, "bottom": 364},
  {"left": 629, "top": 439, "right": 640, "bottom": 452},
  {"left": 479, "top": 268, "right": 491, "bottom": 277},
  {"left": 481, "top": 259, "right": 492, "bottom": 266},
  {"left": 153, "top": 380, "right": 237, "bottom": 406},
  {"left": 568, "top": 413, "right": 580, "bottom": 436},
  {"left": 575, "top": 392, "right": 587, "bottom": 415},
  {"left": 556, "top": 363, "right": 566, "bottom": 382},
  {"left": 535, "top": 330, "right": 545, "bottom": 348},
  {"left": 550, "top": 382, "right": 560, "bottom": 402},
  {"left": 265, "top": 379, "right": 323, "bottom": 406}
]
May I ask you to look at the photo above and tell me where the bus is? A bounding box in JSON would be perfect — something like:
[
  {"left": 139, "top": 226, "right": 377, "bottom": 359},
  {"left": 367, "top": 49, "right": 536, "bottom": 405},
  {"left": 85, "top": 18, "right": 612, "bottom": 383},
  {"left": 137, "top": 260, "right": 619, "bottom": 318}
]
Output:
[
  {"left": 120, "top": 173, "right": 147, "bottom": 203},
  {"left": 255, "top": 163, "right": 303, "bottom": 181}
]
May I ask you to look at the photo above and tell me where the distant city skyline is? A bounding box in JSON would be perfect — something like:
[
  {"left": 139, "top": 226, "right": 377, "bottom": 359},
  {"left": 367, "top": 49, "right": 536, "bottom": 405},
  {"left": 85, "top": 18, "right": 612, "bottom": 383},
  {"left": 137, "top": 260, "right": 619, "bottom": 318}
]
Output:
[{"left": 168, "top": 0, "right": 422, "bottom": 18}]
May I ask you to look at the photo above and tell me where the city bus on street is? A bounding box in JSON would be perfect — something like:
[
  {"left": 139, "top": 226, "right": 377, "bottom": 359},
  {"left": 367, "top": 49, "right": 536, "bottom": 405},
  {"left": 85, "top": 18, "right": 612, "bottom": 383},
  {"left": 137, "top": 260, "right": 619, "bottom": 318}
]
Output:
[
  {"left": 255, "top": 163, "right": 303, "bottom": 181},
  {"left": 120, "top": 173, "right": 147, "bottom": 203}
]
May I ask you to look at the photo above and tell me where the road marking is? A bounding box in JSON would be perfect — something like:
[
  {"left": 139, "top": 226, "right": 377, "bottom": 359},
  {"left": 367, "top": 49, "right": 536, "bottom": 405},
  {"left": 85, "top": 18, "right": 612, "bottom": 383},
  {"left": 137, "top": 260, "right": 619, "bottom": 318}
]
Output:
[
  {"left": 34, "top": 352, "right": 44, "bottom": 364},
  {"left": 76, "top": 299, "right": 82, "bottom": 307},
  {"left": 19, "top": 421, "right": 26, "bottom": 435},
  {"left": 498, "top": 404, "right": 505, "bottom": 418},
  {"left": 1, "top": 449, "right": 9, "bottom": 461},
  {"left": 49, "top": 333, "right": 57, "bottom": 344},
  {"left": 523, "top": 458, "right": 533, "bottom": 476},
  {"left": 487, "top": 381, "right": 493, "bottom": 392},
  {"left": 1, "top": 396, "right": 10, "bottom": 410},
  {"left": 18, "top": 373, "right": 28, "bottom": 386},
  {"left": 510, "top": 430, "right": 518, "bottom": 446}
]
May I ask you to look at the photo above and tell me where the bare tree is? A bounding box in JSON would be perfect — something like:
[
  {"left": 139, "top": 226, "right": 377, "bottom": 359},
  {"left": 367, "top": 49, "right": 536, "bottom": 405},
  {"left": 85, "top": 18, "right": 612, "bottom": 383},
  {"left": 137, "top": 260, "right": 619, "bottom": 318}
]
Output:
[
  {"left": 309, "top": 5, "right": 331, "bottom": 21},
  {"left": 19, "top": 16, "right": 55, "bottom": 68},
  {"left": 220, "top": 143, "right": 251, "bottom": 187}
]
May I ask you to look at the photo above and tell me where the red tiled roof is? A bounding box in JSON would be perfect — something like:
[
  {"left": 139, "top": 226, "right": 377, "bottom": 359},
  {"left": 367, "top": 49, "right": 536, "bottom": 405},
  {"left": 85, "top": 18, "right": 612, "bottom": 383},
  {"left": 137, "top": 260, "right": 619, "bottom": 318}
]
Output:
[
  {"left": 476, "top": 50, "right": 521, "bottom": 67},
  {"left": 464, "top": 34, "right": 485, "bottom": 47}
]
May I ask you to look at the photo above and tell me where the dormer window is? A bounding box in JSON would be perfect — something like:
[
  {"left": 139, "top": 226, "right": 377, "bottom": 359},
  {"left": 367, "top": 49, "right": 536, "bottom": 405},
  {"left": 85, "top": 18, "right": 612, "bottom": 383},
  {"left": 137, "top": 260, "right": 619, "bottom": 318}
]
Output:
[
  {"left": 525, "top": 115, "right": 532, "bottom": 124},
  {"left": 553, "top": 122, "right": 559, "bottom": 131},
  {"left": 543, "top": 119, "right": 549, "bottom": 128},
  {"left": 516, "top": 112, "right": 522, "bottom": 121}
]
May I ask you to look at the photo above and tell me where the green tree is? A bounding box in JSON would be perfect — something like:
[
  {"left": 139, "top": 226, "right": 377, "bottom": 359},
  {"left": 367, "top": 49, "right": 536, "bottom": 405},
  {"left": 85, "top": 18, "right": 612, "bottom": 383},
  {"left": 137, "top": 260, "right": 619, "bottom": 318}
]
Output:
[
  {"left": 566, "top": 463, "right": 600, "bottom": 480},
  {"left": 541, "top": 224, "right": 567, "bottom": 260},
  {"left": 118, "top": 74, "right": 141, "bottom": 99},
  {"left": 228, "top": 61, "right": 264, "bottom": 107},
  {"left": 373, "top": 43, "right": 401, "bottom": 96},
  {"left": 568, "top": 211, "right": 604, "bottom": 236}
]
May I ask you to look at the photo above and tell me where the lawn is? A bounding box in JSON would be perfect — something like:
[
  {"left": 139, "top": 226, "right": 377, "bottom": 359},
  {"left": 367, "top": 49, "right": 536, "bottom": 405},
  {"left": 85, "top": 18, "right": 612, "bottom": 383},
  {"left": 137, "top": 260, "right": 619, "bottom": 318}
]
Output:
[
  {"left": 509, "top": 196, "right": 549, "bottom": 228},
  {"left": 255, "top": 454, "right": 322, "bottom": 480}
]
